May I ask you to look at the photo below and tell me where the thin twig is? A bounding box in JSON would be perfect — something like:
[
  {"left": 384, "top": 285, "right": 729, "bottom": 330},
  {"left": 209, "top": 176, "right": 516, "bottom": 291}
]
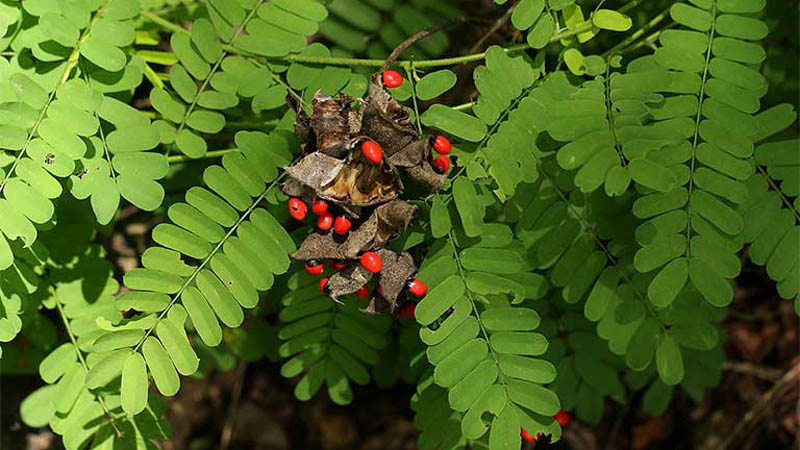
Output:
[
  {"left": 468, "top": 1, "right": 519, "bottom": 54},
  {"left": 219, "top": 361, "right": 248, "bottom": 450},
  {"left": 716, "top": 362, "right": 800, "bottom": 450},
  {"left": 722, "top": 361, "right": 784, "bottom": 382},
  {"left": 382, "top": 17, "right": 469, "bottom": 71}
]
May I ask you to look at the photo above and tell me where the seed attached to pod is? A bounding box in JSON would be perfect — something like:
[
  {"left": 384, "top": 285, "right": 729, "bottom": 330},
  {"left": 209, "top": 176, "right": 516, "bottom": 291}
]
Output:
[
  {"left": 304, "top": 260, "right": 323, "bottom": 276},
  {"left": 554, "top": 409, "right": 571, "bottom": 426},
  {"left": 360, "top": 251, "right": 382, "bottom": 273},
  {"left": 317, "top": 213, "right": 333, "bottom": 232},
  {"left": 432, "top": 156, "right": 450, "bottom": 174},
  {"left": 333, "top": 215, "right": 352, "bottom": 235},
  {"left": 432, "top": 135, "right": 451, "bottom": 155},
  {"left": 356, "top": 285, "right": 369, "bottom": 298},
  {"left": 406, "top": 279, "right": 427, "bottom": 298},
  {"left": 382, "top": 70, "right": 403, "bottom": 88},
  {"left": 361, "top": 140, "right": 383, "bottom": 165},
  {"left": 330, "top": 260, "right": 348, "bottom": 270},
  {"left": 288, "top": 198, "right": 307, "bottom": 221},
  {"left": 521, "top": 429, "right": 536, "bottom": 443},
  {"left": 311, "top": 199, "right": 328, "bottom": 216},
  {"left": 319, "top": 277, "right": 329, "bottom": 294}
]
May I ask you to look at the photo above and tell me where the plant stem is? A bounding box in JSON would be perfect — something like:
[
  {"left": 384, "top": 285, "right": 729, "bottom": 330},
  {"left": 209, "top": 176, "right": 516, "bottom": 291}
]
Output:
[
  {"left": 140, "top": 10, "right": 188, "bottom": 35},
  {"left": 140, "top": 8, "right": 594, "bottom": 69},
  {"left": 604, "top": 6, "right": 672, "bottom": 58},
  {"left": 142, "top": 61, "right": 165, "bottom": 89},
  {"left": 52, "top": 287, "right": 122, "bottom": 437},
  {"left": 168, "top": 148, "right": 237, "bottom": 164}
]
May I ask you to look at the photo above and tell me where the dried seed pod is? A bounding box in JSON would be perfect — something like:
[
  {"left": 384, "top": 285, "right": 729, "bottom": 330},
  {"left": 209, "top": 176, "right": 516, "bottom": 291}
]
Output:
[
  {"left": 310, "top": 94, "right": 358, "bottom": 158},
  {"left": 375, "top": 249, "right": 417, "bottom": 309},
  {"left": 361, "top": 74, "right": 418, "bottom": 157},
  {"left": 389, "top": 138, "right": 447, "bottom": 191},
  {"left": 325, "top": 263, "right": 373, "bottom": 302},
  {"left": 292, "top": 200, "right": 417, "bottom": 261}
]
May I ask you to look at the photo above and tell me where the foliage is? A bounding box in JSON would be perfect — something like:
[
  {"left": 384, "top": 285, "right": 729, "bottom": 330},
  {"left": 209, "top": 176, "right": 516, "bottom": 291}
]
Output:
[{"left": 0, "top": 0, "right": 796, "bottom": 449}]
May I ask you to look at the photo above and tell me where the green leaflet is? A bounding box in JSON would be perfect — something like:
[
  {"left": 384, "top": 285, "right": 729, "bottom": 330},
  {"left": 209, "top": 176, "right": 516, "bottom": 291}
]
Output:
[
  {"left": 278, "top": 271, "right": 392, "bottom": 405},
  {"left": 422, "top": 104, "right": 487, "bottom": 142},
  {"left": 121, "top": 352, "right": 148, "bottom": 415},
  {"left": 655, "top": 333, "right": 684, "bottom": 385},
  {"left": 415, "top": 70, "right": 457, "bottom": 101},
  {"left": 452, "top": 178, "right": 485, "bottom": 237}
]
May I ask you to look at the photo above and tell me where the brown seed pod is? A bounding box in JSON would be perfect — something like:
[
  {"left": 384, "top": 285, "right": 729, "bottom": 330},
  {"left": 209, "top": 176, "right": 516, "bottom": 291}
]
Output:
[
  {"left": 310, "top": 94, "right": 359, "bottom": 158},
  {"left": 325, "top": 263, "right": 373, "bottom": 302},
  {"left": 292, "top": 199, "right": 417, "bottom": 261},
  {"left": 284, "top": 75, "right": 450, "bottom": 315},
  {"left": 360, "top": 74, "right": 418, "bottom": 157}
]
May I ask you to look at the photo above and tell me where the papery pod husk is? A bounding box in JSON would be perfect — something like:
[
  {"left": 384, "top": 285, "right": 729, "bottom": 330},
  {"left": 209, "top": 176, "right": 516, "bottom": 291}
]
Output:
[
  {"left": 389, "top": 137, "right": 447, "bottom": 191},
  {"left": 292, "top": 200, "right": 417, "bottom": 260},
  {"left": 310, "top": 94, "right": 361, "bottom": 158},
  {"left": 360, "top": 74, "right": 418, "bottom": 157}
]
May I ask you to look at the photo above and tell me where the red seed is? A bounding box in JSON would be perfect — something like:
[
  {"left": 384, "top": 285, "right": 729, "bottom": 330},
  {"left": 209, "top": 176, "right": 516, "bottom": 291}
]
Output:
[
  {"left": 288, "top": 198, "right": 307, "bottom": 221},
  {"left": 432, "top": 136, "right": 451, "bottom": 155},
  {"left": 360, "top": 251, "right": 382, "bottom": 273},
  {"left": 554, "top": 409, "right": 571, "bottom": 426},
  {"left": 317, "top": 213, "right": 333, "bottom": 232},
  {"left": 304, "top": 260, "right": 323, "bottom": 276},
  {"left": 319, "top": 277, "right": 329, "bottom": 294},
  {"left": 406, "top": 279, "right": 427, "bottom": 298},
  {"left": 361, "top": 140, "right": 383, "bottom": 165},
  {"left": 382, "top": 70, "right": 403, "bottom": 88},
  {"left": 330, "top": 260, "right": 348, "bottom": 270},
  {"left": 398, "top": 302, "right": 416, "bottom": 318},
  {"left": 334, "top": 215, "right": 352, "bottom": 235},
  {"left": 375, "top": 285, "right": 382, "bottom": 296},
  {"left": 356, "top": 285, "right": 369, "bottom": 298},
  {"left": 311, "top": 199, "right": 328, "bottom": 216},
  {"left": 521, "top": 429, "right": 537, "bottom": 443},
  {"left": 432, "top": 156, "right": 450, "bottom": 174}
]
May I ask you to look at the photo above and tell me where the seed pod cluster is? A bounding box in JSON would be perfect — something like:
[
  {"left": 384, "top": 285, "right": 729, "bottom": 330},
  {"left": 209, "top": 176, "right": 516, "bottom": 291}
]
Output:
[{"left": 282, "top": 72, "right": 452, "bottom": 314}]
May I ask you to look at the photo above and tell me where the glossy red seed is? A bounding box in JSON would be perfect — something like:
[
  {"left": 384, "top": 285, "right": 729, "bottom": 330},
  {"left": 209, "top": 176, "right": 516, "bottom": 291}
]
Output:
[
  {"left": 360, "top": 251, "right": 382, "bottom": 273},
  {"left": 361, "top": 140, "right": 383, "bottom": 165},
  {"left": 319, "top": 277, "right": 329, "bottom": 293},
  {"left": 334, "top": 215, "right": 352, "bottom": 235},
  {"left": 382, "top": 70, "right": 403, "bottom": 88},
  {"left": 554, "top": 409, "right": 571, "bottom": 426},
  {"left": 317, "top": 213, "right": 333, "bottom": 231},
  {"left": 304, "top": 260, "right": 323, "bottom": 276},
  {"left": 288, "top": 198, "right": 307, "bottom": 221},
  {"left": 432, "top": 156, "right": 450, "bottom": 174},
  {"left": 330, "top": 260, "right": 348, "bottom": 270},
  {"left": 356, "top": 285, "right": 369, "bottom": 299},
  {"left": 398, "top": 302, "right": 416, "bottom": 318},
  {"left": 521, "top": 429, "right": 536, "bottom": 443},
  {"left": 311, "top": 199, "right": 328, "bottom": 216},
  {"left": 433, "top": 136, "right": 451, "bottom": 155},
  {"left": 406, "top": 279, "right": 428, "bottom": 298}
]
